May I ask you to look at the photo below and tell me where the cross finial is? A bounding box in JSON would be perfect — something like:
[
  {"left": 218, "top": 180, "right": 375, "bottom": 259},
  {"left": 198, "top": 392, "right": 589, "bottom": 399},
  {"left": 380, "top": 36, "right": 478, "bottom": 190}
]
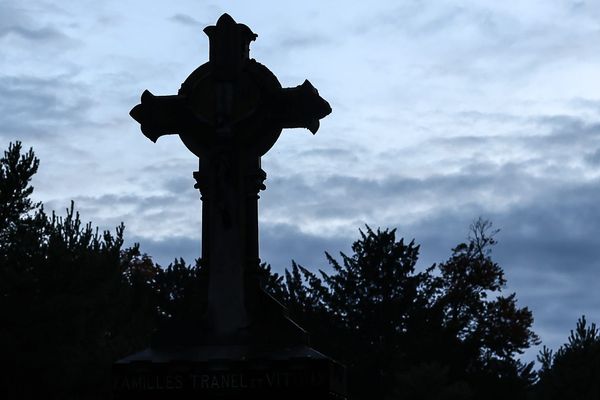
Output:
[{"left": 204, "top": 13, "right": 257, "bottom": 78}]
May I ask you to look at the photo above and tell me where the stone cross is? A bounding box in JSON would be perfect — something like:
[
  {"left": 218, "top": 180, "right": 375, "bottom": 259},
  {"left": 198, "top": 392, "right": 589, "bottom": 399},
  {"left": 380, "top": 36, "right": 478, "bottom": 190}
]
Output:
[{"left": 130, "top": 14, "right": 331, "bottom": 341}]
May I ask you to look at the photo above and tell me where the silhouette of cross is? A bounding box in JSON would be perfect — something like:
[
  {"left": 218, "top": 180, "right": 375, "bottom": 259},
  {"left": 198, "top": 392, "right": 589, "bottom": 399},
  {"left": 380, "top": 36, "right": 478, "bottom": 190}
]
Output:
[{"left": 130, "top": 14, "right": 331, "bottom": 340}]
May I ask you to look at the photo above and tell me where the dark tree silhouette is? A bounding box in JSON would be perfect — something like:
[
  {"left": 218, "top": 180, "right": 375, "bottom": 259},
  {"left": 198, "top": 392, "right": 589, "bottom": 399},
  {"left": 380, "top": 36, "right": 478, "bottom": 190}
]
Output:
[
  {"left": 428, "top": 219, "right": 539, "bottom": 399},
  {"left": 0, "top": 142, "right": 157, "bottom": 399},
  {"left": 0, "top": 142, "right": 39, "bottom": 243},
  {"left": 153, "top": 258, "right": 207, "bottom": 323},
  {"left": 267, "top": 220, "right": 539, "bottom": 400},
  {"left": 534, "top": 316, "right": 600, "bottom": 400},
  {"left": 0, "top": 142, "right": 549, "bottom": 400}
]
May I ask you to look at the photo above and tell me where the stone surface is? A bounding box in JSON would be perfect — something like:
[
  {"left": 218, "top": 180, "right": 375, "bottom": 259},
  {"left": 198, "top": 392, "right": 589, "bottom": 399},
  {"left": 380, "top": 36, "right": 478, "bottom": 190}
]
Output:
[{"left": 114, "top": 346, "right": 346, "bottom": 400}]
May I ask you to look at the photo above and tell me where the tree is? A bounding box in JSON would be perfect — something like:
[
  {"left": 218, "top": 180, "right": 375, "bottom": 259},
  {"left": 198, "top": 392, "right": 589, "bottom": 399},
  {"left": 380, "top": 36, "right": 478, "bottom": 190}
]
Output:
[
  {"left": 429, "top": 218, "right": 539, "bottom": 399},
  {"left": 534, "top": 316, "right": 600, "bottom": 400},
  {"left": 268, "top": 227, "right": 426, "bottom": 399},
  {"left": 0, "top": 141, "right": 542, "bottom": 399},
  {"left": 267, "top": 220, "right": 539, "bottom": 400},
  {"left": 0, "top": 141, "right": 39, "bottom": 233},
  {"left": 0, "top": 142, "right": 157, "bottom": 399}
]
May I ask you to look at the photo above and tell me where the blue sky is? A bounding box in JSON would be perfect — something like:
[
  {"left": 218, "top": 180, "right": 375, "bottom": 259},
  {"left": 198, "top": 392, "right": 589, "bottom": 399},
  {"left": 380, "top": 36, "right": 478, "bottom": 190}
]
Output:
[{"left": 2, "top": 0, "right": 600, "bottom": 362}]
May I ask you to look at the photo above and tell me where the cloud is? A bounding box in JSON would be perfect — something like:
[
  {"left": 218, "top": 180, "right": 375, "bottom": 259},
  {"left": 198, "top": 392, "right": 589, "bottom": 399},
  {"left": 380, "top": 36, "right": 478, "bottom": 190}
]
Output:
[
  {"left": 169, "top": 14, "right": 202, "bottom": 27},
  {"left": 585, "top": 149, "right": 600, "bottom": 165},
  {"left": 0, "top": 25, "right": 67, "bottom": 41},
  {"left": 169, "top": 8, "right": 225, "bottom": 30},
  {"left": 484, "top": 197, "right": 600, "bottom": 360},
  {"left": 42, "top": 182, "right": 200, "bottom": 248},
  {"left": 127, "top": 221, "right": 354, "bottom": 273},
  {"left": 296, "top": 146, "right": 360, "bottom": 162},
  {"left": 278, "top": 33, "right": 332, "bottom": 50},
  {"left": 0, "top": 75, "right": 93, "bottom": 140},
  {"left": 129, "top": 235, "right": 201, "bottom": 267},
  {"left": 260, "top": 222, "right": 353, "bottom": 274},
  {"left": 0, "top": 2, "right": 74, "bottom": 44},
  {"left": 262, "top": 164, "right": 539, "bottom": 236},
  {"left": 0, "top": 76, "right": 93, "bottom": 139}
]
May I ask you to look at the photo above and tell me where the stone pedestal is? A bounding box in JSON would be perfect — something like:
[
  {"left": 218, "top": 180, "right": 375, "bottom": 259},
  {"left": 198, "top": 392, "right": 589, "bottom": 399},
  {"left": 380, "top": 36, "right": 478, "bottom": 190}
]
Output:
[
  {"left": 113, "top": 346, "right": 346, "bottom": 400},
  {"left": 114, "top": 288, "right": 346, "bottom": 399}
]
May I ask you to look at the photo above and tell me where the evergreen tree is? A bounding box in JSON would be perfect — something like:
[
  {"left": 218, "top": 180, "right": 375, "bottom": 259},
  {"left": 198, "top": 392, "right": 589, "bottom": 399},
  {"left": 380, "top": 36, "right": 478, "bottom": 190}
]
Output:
[
  {"left": 0, "top": 141, "right": 39, "bottom": 233},
  {"left": 535, "top": 316, "right": 600, "bottom": 400},
  {"left": 0, "top": 142, "right": 157, "bottom": 399}
]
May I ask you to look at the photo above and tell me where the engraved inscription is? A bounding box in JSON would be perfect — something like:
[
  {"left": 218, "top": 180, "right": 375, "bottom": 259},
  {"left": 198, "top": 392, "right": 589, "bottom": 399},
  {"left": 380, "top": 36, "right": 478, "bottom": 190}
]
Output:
[{"left": 115, "top": 370, "right": 325, "bottom": 392}]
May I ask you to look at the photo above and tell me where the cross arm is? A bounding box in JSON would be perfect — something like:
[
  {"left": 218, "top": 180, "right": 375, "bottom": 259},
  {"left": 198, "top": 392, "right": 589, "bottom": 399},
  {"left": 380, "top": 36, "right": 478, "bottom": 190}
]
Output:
[
  {"left": 267, "top": 80, "right": 332, "bottom": 134},
  {"left": 130, "top": 90, "right": 212, "bottom": 142}
]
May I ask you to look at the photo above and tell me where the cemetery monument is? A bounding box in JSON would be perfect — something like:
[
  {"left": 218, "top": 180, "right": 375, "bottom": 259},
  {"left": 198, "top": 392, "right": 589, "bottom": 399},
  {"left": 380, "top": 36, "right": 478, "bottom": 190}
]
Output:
[{"left": 113, "top": 14, "right": 345, "bottom": 400}]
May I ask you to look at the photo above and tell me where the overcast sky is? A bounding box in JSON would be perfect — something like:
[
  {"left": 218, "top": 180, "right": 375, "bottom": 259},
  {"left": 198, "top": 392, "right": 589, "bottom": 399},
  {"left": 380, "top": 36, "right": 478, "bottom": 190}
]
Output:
[{"left": 2, "top": 0, "right": 599, "bottom": 362}]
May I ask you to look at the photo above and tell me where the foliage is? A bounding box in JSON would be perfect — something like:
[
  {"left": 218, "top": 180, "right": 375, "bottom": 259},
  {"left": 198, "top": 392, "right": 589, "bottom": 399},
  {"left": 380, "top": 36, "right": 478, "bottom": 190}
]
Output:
[
  {"left": 266, "top": 219, "right": 539, "bottom": 400},
  {"left": 154, "top": 257, "right": 207, "bottom": 323},
  {"left": 0, "top": 142, "right": 157, "bottom": 399},
  {"left": 534, "top": 316, "right": 600, "bottom": 400},
  {"left": 0, "top": 142, "right": 39, "bottom": 233},
  {"left": 428, "top": 219, "right": 539, "bottom": 399},
  {"left": 3, "top": 141, "right": 590, "bottom": 400}
]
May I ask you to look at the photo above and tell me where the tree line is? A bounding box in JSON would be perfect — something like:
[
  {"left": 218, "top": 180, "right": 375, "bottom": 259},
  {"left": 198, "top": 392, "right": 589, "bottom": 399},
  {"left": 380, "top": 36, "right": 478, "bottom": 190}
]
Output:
[{"left": 1, "top": 142, "right": 598, "bottom": 399}]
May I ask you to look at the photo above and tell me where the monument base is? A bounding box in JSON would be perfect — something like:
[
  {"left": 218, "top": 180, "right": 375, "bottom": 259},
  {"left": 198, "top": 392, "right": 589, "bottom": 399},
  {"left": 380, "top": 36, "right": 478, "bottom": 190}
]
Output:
[{"left": 113, "top": 345, "right": 346, "bottom": 400}]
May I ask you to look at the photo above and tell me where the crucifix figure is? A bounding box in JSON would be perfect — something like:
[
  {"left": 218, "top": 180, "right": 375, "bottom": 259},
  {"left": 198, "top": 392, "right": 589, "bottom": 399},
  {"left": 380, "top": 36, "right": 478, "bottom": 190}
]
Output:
[{"left": 130, "top": 14, "right": 331, "bottom": 342}]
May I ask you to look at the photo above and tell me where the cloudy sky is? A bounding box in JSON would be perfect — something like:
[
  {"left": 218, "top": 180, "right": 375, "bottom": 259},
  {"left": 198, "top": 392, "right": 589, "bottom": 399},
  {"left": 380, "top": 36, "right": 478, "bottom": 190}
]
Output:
[{"left": 2, "top": 0, "right": 599, "bottom": 362}]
